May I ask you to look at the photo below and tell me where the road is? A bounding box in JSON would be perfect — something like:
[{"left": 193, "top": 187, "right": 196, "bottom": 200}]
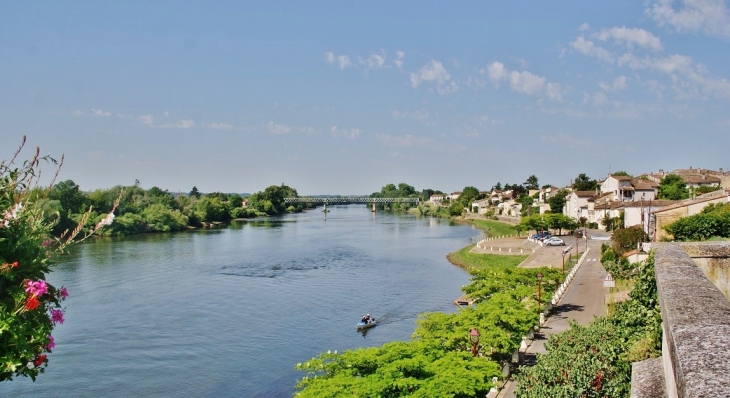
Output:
[{"left": 497, "top": 229, "right": 610, "bottom": 398}]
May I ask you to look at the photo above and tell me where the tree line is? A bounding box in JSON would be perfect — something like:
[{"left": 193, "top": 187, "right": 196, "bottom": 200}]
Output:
[{"left": 40, "top": 180, "right": 307, "bottom": 237}]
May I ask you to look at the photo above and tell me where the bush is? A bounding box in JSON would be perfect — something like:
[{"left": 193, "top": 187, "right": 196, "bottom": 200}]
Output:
[
  {"left": 0, "top": 140, "right": 115, "bottom": 381},
  {"left": 611, "top": 226, "right": 648, "bottom": 255}
]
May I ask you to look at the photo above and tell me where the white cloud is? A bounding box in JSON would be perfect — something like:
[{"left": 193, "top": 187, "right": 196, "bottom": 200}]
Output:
[
  {"left": 570, "top": 37, "right": 615, "bottom": 63},
  {"left": 484, "top": 61, "right": 563, "bottom": 100},
  {"left": 598, "top": 76, "right": 628, "bottom": 92},
  {"left": 394, "top": 51, "right": 405, "bottom": 70},
  {"left": 325, "top": 52, "right": 352, "bottom": 70},
  {"left": 646, "top": 0, "right": 730, "bottom": 37},
  {"left": 329, "top": 126, "right": 361, "bottom": 140},
  {"left": 91, "top": 108, "right": 111, "bottom": 117},
  {"left": 264, "top": 121, "right": 292, "bottom": 134},
  {"left": 410, "top": 60, "right": 457, "bottom": 95},
  {"left": 203, "top": 122, "right": 238, "bottom": 130},
  {"left": 595, "top": 26, "right": 663, "bottom": 51},
  {"left": 376, "top": 133, "right": 433, "bottom": 147},
  {"left": 508, "top": 70, "right": 546, "bottom": 95},
  {"left": 138, "top": 115, "right": 154, "bottom": 125},
  {"left": 391, "top": 109, "right": 430, "bottom": 122},
  {"left": 486, "top": 61, "right": 508, "bottom": 82},
  {"left": 579, "top": 23, "right": 591, "bottom": 31},
  {"left": 365, "top": 50, "right": 387, "bottom": 69},
  {"left": 160, "top": 119, "right": 195, "bottom": 129}
]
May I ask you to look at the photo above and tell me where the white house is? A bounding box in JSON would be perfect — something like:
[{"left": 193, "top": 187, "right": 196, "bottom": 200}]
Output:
[
  {"left": 429, "top": 194, "right": 445, "bottom": 206},
  {"left": 471, "top": 199, "right": 491, "bottom": 214},
  {"left": 565, "top": 191, "right": 597, "bottom": 221},
  {"left": 450, "top": 191, "right": 462, "bottom": 201}
]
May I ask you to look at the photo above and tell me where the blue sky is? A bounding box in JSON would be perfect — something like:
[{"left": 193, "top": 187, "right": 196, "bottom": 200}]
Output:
[{"left": 2, "top": 1, "right": 729, "bottom": 195}]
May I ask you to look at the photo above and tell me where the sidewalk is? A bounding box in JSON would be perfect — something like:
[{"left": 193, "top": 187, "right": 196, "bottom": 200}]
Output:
[{"left": 497, "top": 239, "right": 608, "bottom": 398}]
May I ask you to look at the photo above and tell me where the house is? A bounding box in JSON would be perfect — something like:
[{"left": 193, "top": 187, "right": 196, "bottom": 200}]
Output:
[
  {"left": 565, "top": 191, "right": 598, "bottom": 221},
  {"left": 652, "top": 189, "right": 730, "bottom": 241},
  {"left": 614, "top": 200, "right": 676, "bottom": 237},
  {"left": 647, "top": 167, "right": 724, "bottom": 189},
  {"left": 429, "top": 194, "right": 445, "bottom": 206},
  {"left": 450, "top": 191, "right": 462, "bottom": 201},
  {"left": 600, "top": 175, "right": 638, "bottom": 202},
  {"left": 471, "top": 199, "right": 491, "bottom": 214}
]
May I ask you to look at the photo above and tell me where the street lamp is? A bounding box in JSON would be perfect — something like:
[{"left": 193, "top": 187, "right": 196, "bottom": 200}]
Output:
[
  {"left": 561, "top": 248, "right": 568, "bottom": 274},
  {"left": 469, "top": 327, "right": 480, "bottom": 357},
  {"left": 537, "top": 272, "right": 544, "bottom": 314}
]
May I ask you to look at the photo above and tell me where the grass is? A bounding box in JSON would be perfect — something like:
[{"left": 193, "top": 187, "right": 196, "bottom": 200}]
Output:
[
  {"left": 447, "top": 244, "right": 527, "bottom": 271},
  {"left": 470, "top": 219, "right": 518, "bottom": 237}
]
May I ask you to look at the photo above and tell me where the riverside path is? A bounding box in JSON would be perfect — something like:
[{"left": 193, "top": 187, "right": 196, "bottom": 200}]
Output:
[{"left": 497, "top": 230, "right": 610, "bottom": 398}]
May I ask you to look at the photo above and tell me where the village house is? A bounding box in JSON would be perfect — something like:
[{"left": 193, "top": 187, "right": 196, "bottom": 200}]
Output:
[
  {"left": 471, "top": 198, "right": 491, "bottom": 214},
  {"left": 565, "top": 191, "right": 597, "bottom": 221},
  {"left": 429, "top": 194, "right": 445, "bottom": 206},
  {"left": 647, "top": 167, "right": 726, "bottom": 190},
  {"left": 653, "top": 189, "right": 730, "bottom": 241}
]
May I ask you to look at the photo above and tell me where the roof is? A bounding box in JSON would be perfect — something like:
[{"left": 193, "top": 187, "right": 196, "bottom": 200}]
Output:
[
  {"left": 680, "top": 174, "right": 721, "bottom": 184},
  {"left": 653, "top": 190, "right": 730, "bottom": 214},
  {"left": 631, "top": 178, "right": 659, "bottom": 190},
  {"left": 573, "top": 191, "right": 597, "bottom": 198},
  {"left": 610, "top": 175, "right": 633, "bottom": 181},
  {"left": 615, "top": 200, "right": 677, "bottom": 208}
]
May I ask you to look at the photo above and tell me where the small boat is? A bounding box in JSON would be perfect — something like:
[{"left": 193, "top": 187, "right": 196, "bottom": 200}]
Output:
[{"left": 356, "top": 319, "right": 377, "bottom": 330}]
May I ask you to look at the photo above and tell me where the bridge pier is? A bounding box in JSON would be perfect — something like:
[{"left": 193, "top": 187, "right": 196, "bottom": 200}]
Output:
[{"left": 372, "top": 203, "right": 376, "bottom": 213}]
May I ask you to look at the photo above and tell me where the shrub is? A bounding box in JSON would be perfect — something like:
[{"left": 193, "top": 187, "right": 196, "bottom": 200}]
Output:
[{"left": 0, "top": 139, "right": 116, "bottom": 380}]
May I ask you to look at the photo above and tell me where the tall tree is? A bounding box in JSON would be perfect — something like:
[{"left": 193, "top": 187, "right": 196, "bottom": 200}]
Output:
[
  {"left": 189, "top": 186, "right": 201, "bottom": 199},
  {"left": 524, "top": 175, "right": 539, "bottom": 190},
  {"left": 573, "top": 173, "right": 598, "bottom": 191}
]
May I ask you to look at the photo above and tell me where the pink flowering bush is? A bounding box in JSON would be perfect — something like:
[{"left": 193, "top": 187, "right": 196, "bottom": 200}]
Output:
[{"left": 0, "top": 137, "right": 116, "bottom": 381}]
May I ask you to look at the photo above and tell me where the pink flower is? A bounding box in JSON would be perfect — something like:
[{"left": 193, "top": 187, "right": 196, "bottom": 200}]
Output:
[
  {"left": 59, "top": 287, "right": 69, "bottom": 299},
  {"left": 25, "top": 280, "right": 48, "bottom": 296},
  {"left": 51, "top": 309, "right": 64, "bottom": 324},
  {"left": 46, "top": 335, "right": 55, "bottom": 350}
]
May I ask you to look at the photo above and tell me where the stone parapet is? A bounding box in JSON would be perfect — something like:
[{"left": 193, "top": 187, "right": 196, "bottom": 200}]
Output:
[{"left": 645, "top": 243, "right": 730, "bottom": 397}]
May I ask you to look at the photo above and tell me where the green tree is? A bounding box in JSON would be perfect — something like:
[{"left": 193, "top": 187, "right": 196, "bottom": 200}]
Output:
[
  {"left": 189, "top": 186, "right": 201, "bottom": 199},
  {"left": 572, "top": 173, "right": 598, "bottom": 191},
  {"left": 547, "top": 189, "right": 569, "bottom": 214},
  {"left": 611, "top": 225, "right": 648, "bottom": 254},
  {"left": 458, "top": 186, "right": 481, "bottom": 207},
  {"left": 524, "top": 175, "right": 539, "bottom": 190},
  {"left": 612, "top": 171, "right": 632, "bottom": 177},
  {"left": 658, "top": 174, "right": 689, "bottom": 200}
]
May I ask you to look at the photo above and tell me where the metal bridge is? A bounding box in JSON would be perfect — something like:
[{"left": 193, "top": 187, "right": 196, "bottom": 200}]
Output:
[
  {"left": 284, "top": 197, "right": 419, "bottom": 213},
  {"left": 284, "top": 197, "right": 419, "bottom": 204}
]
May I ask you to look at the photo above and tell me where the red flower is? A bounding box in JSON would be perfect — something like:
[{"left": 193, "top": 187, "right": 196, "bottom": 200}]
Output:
[
  {"left": 11, "top": 262, "right": 18, "bottom": 268},
  {"left": 33, "top": 354, "right": 47, "bottom": 367},
  {"left": 25, "top": 296, "right": 40, "bottom": 311}
]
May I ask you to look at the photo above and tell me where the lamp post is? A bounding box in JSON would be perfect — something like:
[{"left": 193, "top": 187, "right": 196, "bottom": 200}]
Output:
[
  {"left": 469, "top": 327, "right": 480, "bottom": 357},
  {"left": 561, "top": 249, "right": 567, "bottom": 274},
  {"left": 537, "top": 272, "right": 544, "bottom": 314}
]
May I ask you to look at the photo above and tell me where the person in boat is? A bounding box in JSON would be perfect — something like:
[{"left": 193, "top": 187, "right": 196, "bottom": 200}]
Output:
[
  {"left": 365, "top": 314, "right": 372, "bottom": 324},
  {"left": 361, "top": 315, "right": 369, "bottom": 324}
]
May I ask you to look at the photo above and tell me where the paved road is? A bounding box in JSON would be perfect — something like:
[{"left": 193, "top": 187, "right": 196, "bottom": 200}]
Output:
[{"left": 497, "top": 231, "right": 609, "bottom": 398}]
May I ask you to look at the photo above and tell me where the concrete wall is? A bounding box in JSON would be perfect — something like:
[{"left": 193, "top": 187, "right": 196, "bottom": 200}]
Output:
[{"left": 678, "top": 242, "right": 730, "bottom": 300}]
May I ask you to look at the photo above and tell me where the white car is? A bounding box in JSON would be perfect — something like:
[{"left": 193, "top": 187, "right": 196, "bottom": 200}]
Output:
[{"left": 543, "top": 237, "right": 565, "bottom": 246}]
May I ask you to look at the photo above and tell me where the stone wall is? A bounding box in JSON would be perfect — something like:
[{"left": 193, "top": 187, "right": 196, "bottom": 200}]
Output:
[{"left": 632, "top": 242, "right": 730, "bottom": 397}]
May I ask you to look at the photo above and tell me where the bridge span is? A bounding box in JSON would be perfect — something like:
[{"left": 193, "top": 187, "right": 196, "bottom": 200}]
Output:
[{"left": 284, "top": 197, "right": 419, "bottom": 212}]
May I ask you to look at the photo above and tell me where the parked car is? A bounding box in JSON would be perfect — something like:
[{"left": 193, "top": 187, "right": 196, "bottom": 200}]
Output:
[
  {"left": 532, "top": 232, "right": 552, "bottom": 241},
  {"left": 543, "top": 237, "right": 565, "bottom": 246}
]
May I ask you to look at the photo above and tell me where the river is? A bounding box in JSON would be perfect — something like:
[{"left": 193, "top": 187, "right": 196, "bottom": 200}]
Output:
[{"left": 0, "top": 205, "right": 482, "bottom": 397}]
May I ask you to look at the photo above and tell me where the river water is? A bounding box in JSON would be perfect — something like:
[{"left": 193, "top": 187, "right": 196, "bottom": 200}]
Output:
[{"left": 1, "top": 205, "right": 481, "bottom": 397}]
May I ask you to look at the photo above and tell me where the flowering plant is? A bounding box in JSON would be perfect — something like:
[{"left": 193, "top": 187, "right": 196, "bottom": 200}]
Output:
[{"left": 0, "top": 137, "right": 116, "bottom": 381}]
